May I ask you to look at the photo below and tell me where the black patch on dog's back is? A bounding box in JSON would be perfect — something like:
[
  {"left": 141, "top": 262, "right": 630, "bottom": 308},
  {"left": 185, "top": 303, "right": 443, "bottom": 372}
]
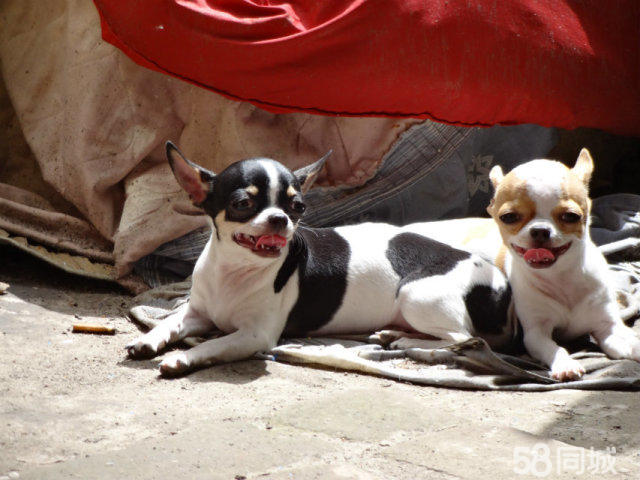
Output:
[
  {"left": 386, "top": 233, "right": 471, "bottom": 291},
  {"left": 275, "top": 228, "right": 350, "bottom": 336},
  {"left": 387, "top": 232, "right": 519, "bottom": 350},
  {"left": 464, "top": 284, "right": 512, "bottom": 335}
]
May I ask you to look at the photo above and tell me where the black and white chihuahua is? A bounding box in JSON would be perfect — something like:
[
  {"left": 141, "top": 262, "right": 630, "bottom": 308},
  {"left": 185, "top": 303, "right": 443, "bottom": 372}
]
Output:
[{"left": 126, "top": 142, "right": 513, "bottom": 376}]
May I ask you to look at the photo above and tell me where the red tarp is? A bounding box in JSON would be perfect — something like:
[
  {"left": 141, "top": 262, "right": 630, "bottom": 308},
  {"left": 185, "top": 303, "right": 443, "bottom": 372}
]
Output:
[{"left": 94, "top": 0, "right": 640, "bottom": 136}]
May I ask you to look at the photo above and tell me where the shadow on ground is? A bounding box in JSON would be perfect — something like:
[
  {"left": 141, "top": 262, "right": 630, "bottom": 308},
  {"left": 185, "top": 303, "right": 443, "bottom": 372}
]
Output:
[
  {"left": 0, "top": 244, "right": 132, "bottom": 318},
  {"left": 118, "top": 355, "right": 270, "bottom": 385},
  {"left": 536, "top": 388, "right": 640, "bottom": 456}
]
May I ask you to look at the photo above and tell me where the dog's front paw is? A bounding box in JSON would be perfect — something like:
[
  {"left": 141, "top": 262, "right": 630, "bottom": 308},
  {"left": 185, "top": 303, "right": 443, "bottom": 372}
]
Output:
[
  {"left": 601, "top": 335, "right": 634, "bottom": 360},
  {"left": 598, "top": 330, "right": 640, "bottom": 361},
  {"left": 125, "top": 336, "right": 166, "bottom": 360},
  {"left": 550, "top": 358, "right": 585, "bottom": 382},
  {"left": 619, "top": 334, "right": 640, "bottom": 362},
  {"left": 159, "top": 352, "right": 191, "bottom": 377},
  {"left": 630, "top": 338, "right": 640, "bottom": 363}
]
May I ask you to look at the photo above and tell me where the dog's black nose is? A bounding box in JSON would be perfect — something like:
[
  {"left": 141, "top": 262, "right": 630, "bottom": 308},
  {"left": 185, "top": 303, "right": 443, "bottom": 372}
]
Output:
[
  {"left": 530, "top": 227, "right": 551, "bottom": 242},
  {"left": 267, "top": 213, "right": 288, "bottom": 230}
]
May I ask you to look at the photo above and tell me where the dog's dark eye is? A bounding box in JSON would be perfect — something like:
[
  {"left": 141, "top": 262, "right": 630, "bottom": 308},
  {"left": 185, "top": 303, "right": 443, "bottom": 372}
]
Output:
[
  {"left": 290, "top": 199, "right": 306, "bottom": 214},
  {"left": 499, "top": 212, "right": 521, "bottom": 224},
  {"left": 232, "top": 198, "right": 254, "bottom": 211},
  {"left": 560, "top": 212, "right": 581, "bottom": 223}
]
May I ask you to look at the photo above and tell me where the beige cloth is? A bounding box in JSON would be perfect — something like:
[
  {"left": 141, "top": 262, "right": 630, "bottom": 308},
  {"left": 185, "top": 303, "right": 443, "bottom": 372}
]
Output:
[{"left": 0, "top": 0, "right": 419, "bottom": 284}]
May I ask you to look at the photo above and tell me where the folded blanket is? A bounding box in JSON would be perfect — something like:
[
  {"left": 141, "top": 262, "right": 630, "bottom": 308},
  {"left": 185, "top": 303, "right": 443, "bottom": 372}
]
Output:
[{"left": 128, "top": 234, "right": 640, "bottom": 391}]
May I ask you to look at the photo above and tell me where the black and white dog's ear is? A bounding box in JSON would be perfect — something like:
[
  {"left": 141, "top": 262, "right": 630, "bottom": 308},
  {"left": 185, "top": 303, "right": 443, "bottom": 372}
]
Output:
[
  {"left": 294, "top": 150, "right": 331, "bottom": 193},
  {"left": 166, "top": 141, "right": 215, "bottom": 205}
]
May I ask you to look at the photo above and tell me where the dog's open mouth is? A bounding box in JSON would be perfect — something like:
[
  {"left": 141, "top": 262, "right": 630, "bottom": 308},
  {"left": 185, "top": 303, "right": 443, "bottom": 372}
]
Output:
[
  {"left": 512, "top": 242, "right": 571, "bottom": 269},
  {"left": 233, "top": 233, "right": 287, "bottom": 257}
]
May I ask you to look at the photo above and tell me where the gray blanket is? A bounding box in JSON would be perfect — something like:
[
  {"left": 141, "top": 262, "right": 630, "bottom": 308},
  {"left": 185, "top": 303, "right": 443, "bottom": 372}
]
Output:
[{"left": 129, "top": 225, "right": 640, "bottom": 391}]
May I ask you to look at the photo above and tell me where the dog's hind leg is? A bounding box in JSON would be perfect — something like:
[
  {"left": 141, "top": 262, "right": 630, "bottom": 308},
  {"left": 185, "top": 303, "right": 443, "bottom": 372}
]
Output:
[
  {"left": 396, "top": 278, "right": 473, "bottom": 346},
  {"left": 158, "top": 327, "right": 279, "bottom": 376},
  {"left": 593, "top": 319, "right": 640, "bottom": 362},
  {"left": 126, "top": 303, "right": 214, "bottom": 359}
]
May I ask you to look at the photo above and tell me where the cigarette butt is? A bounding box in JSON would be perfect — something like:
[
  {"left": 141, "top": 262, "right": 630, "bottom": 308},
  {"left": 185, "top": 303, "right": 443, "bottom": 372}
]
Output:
[{"left": 72, "top": 324, "right": 116, "bottom": 335}]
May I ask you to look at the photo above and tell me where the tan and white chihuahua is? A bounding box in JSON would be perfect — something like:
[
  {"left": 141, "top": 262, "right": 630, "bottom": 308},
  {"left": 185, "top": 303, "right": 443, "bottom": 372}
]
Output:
[{"left": 409, "top": 149, "right": 640, "bottom": 381}]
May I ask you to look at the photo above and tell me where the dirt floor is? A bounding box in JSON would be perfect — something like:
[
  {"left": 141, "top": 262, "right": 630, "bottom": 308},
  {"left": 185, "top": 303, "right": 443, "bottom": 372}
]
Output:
[{"left": 1, "top": 244, "right": 639, "bottom": 480}]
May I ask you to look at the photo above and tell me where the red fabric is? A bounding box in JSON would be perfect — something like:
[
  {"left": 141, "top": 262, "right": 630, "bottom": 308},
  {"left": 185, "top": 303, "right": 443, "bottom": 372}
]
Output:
[{"left": 94, "top": 0, "right": 640, "bottom": 136}]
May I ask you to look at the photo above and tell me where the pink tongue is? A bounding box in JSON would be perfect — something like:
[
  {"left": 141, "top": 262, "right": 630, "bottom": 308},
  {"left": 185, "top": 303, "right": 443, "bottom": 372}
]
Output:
[
  {"left": 524, "top": 248, "right": 555, "bottom": 263},
  {"left": 255, "top": 235, "right": 287, "bottom": 249}
]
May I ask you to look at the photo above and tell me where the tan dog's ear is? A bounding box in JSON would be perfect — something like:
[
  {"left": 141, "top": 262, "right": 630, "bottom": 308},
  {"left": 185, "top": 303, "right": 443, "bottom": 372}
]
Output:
[
  {"left": 486, "top": 199, "right": 496, "bottom": 217},
  {"left": 572, "top": 148, "right": 594, "bottom": 186},
  {"left": 166, "top": 141, "right": 215, "bottom": 205},
  {"left": 486, "top": 165, "right": 503, "bottom": 217},
  {"left": 489, "top": 165, "right": 504, "bottom": 190}
]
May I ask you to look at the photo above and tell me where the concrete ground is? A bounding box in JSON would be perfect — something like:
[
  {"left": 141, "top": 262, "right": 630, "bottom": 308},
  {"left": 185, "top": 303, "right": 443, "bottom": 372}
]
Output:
[{"left": 1, "top": 245, "right": 639, "bottom": 480}]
